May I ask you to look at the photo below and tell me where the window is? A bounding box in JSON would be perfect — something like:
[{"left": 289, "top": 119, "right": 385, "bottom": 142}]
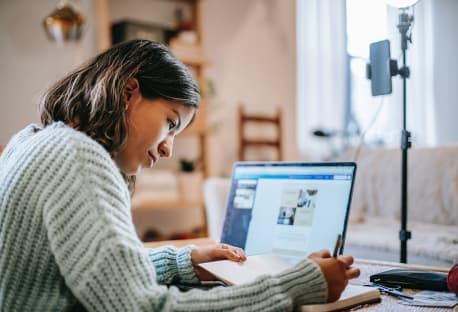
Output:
[
  {"left": 298, "top": 0, "right": 457, "bottom": 156},
  {"left": 346, "top": 0, "right": 400, "bottom": 147}
]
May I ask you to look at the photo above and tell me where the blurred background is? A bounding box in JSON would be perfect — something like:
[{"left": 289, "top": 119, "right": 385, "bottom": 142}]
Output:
[{"left": 1, "top": 0, "right": 457, "bottom": 265}]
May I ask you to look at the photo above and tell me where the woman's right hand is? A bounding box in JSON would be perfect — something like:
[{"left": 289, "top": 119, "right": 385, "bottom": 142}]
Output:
[{"left": 308, "top": 250, "right": 360, "bottom": 302}]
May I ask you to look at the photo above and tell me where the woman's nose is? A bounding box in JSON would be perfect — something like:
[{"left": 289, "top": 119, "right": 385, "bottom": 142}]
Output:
[{"left": 159, "top": 136, "right": 174, "bottom": 158}]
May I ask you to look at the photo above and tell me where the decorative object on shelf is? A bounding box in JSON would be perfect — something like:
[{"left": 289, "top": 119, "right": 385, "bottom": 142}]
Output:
[
  {"left": 172, "top": 7, "right": 198, "bottom": 45},
  {"left": 177, "top": 158, "right": 202, "bottom": 202},
  {"left": 168, "top": 37, "right": 205, "bottom": 67},
  {"left": 179, "top": 158, "right": 196, "bottom": 172},
  {"left": 174, "top": 7, "right": 196, "bottom": 33},
  {"left": 42, "top": 0, "right": 85, "bottom": 44},
  {"left": 111, "top": 20, "right": 174, "bottom": 45},
  {"left": 141, "top": 228, "right": 162, "bottom": 242}
]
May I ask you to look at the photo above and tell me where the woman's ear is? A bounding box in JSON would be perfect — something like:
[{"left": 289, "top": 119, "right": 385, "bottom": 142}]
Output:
[{"left": 123, "top": 78, "right": 140, "bottom": 107}]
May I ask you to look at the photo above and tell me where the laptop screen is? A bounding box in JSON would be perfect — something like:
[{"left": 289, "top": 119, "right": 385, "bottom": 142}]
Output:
[{"left": 220, "top": 162, "right": 356, "bottom": 258}]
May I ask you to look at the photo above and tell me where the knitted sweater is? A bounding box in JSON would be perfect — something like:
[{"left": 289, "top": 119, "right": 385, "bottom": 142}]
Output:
[{"left": 0, "top": 123, "right": 327, "bottom": 311}]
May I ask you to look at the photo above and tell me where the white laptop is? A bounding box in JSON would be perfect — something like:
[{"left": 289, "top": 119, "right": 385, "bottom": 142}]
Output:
[{"left": 219, "top": 161, "right": 357, "bottom": 260}]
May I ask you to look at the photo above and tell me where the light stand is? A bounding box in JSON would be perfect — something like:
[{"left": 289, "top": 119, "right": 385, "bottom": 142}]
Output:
[
  {"left": 367, "top": 1, "right": 418, "bottom": 263},
  {"left": 397, "top": 9, "right": 413, "bottom": 263}
]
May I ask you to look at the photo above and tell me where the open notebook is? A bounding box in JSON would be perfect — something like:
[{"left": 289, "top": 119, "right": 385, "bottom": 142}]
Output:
[{"left": 199, "top": 254, "right": 381, "bottom": 311}]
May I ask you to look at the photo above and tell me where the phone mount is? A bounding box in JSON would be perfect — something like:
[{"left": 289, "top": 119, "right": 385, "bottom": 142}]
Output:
[{"left": 366, "top": 58, "right": 400, "bottom": 96}]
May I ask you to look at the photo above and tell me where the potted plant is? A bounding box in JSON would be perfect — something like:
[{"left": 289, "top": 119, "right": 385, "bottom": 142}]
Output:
[
  {"left": 179, "top": 158, "right": 196, "bottom": 173},
  {"left": 177, "top": 158, "right": 203, "bottom": 202}
]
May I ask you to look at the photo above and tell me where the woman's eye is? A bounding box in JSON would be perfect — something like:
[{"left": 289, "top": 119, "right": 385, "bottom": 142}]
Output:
[{"left": 167, "top": 119, "right": 177, "bottom": 130}]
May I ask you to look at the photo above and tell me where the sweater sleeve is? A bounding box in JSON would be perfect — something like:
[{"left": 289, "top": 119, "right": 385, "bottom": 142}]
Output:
[
  {"left": 147, "top": 246, "right": 200, "bottom": 285},
  {"left": 42, "top": 131, "right": 328, "bottom": 311}
]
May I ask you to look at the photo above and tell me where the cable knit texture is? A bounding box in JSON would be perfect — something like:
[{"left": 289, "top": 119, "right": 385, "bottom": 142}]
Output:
[{"left": 0, "top": 123, "right": 327, "bottom": 311}]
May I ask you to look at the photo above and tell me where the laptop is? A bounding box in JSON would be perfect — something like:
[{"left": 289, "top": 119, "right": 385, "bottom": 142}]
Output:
[{"left": 220, "top": 161, "right": 357, "bottom": 261}]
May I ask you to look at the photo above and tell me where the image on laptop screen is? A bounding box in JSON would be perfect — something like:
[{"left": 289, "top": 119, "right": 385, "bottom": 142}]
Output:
[{"left": 220, "top": 162, "right": 356, "bottom": 259}]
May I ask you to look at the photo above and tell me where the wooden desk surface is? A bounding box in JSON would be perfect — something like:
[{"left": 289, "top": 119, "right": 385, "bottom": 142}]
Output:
[
  {"left": 352, "top": 260, "right": 452, "bottom": 312},
  {"left": 144, "top": 238, "right": 453, "bottom": 311}
]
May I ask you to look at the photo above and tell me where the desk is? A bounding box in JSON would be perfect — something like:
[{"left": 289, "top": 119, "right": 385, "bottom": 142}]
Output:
[
  {"left": 144, "top": 238, "right": 453, "bottom": 311},
  {"left": 352, "top": 259, "right": 452, "bottom": 311}
]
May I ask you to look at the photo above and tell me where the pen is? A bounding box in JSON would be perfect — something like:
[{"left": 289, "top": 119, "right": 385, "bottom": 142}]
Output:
[
  {"left": 332, "top": 234, "right": 343, "bottom": 257},
  {"left": 370, "top": 283, "right": 414, "bottom": 300}
]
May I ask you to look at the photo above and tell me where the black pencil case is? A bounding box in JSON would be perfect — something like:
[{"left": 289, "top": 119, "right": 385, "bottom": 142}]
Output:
[{"left": 370, "top": 268, "right": 449, "bottom": 291}]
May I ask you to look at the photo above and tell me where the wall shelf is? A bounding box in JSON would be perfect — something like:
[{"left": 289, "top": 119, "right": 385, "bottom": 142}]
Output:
[{"left": 104, "top": 0, "right": 209, "bottom": 240}]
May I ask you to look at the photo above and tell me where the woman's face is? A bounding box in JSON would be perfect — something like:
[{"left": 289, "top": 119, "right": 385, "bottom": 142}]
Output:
[{"left": 114, "top": 79, "right": 196, "bottom": 175}]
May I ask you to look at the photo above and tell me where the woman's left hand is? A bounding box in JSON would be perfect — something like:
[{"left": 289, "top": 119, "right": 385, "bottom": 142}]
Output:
[{"left": 190, "top": 243, "right": 247, "bottom": 281}]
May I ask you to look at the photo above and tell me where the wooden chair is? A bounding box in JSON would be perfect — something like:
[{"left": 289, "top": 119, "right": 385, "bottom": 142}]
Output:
[{"left": 238, "top": 105, "right": 283, "bottom": 161}]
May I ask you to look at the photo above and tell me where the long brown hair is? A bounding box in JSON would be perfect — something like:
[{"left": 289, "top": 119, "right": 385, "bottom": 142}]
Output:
[{"left": 39, "top": 40, "right": 200, "bottom": 191}]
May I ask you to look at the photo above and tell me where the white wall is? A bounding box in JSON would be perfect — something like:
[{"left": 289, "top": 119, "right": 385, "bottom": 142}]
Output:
[
  {"left": 202, "top": 0, "right": 298, "bottom": 176},
  {"left": 0, "top": 0, "right": 98, "bottom": 145},
  {"left": 0, "top": 0, "right": 299, "bottom": 175},
  {"left": 110, "top": 0, "right": 299, "bottom": 177}
]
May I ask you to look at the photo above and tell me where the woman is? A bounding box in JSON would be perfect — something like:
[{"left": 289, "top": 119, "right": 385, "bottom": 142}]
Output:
[{"left": 0, "top": 40, "right": 359, "bottom": 311}]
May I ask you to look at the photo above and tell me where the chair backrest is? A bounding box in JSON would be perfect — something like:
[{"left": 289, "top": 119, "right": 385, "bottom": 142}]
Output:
[{"left": 238, "top": 105, "right": 282, "bottom": 161}]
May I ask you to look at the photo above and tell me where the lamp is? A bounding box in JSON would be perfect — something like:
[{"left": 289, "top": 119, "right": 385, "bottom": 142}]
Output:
[
  {"left": 43, "top": 0, "right": 85, "bottom": 44},
  {"left": 367, "top": 0, "right": 420, "bottom": 263},
  {"left": 385, "top": 0, "right": 419, "bottom": 8}
]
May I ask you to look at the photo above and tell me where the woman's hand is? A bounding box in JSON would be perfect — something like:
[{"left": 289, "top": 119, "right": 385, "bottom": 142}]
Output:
[
  {"left": 308, "top": 250, "right": 360, "bottom": 302},
  {"left": 191, "top": 243, "right": 247, "bottom": 281}
]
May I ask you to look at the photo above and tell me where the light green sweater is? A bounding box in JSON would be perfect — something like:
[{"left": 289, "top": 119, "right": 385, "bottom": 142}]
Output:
[{"left": 0, "top": 123, "right": 327, "bottom": 311}]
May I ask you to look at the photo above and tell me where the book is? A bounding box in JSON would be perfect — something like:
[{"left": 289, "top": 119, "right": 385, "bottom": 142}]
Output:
[
  {"left": 199, "top": 254, "right": 381, "bottom": 311},
  {"left": 198, "top": 254, "right": 295, "bottom": 285},
  {"left": 300, "top": 285, "right": 381, "bottom": 312}
]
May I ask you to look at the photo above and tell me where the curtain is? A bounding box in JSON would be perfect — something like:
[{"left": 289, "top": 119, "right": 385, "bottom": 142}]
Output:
[
  {"left": 296, "top": 0, "right": 347, "bottom": 160},
  {"left": 408, "top": 0, "right": 458, "bottom": 146},
  {"left": 296, "top": 0, "right": 458, "bottom": 160}
]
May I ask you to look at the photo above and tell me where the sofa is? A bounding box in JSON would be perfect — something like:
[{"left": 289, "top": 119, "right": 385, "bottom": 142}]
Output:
[{"left": 203, "top": 145, "right": 458, "bottom": 267}]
